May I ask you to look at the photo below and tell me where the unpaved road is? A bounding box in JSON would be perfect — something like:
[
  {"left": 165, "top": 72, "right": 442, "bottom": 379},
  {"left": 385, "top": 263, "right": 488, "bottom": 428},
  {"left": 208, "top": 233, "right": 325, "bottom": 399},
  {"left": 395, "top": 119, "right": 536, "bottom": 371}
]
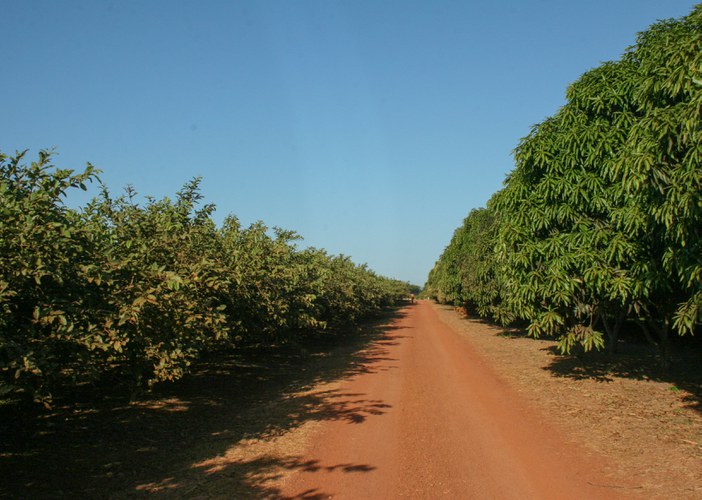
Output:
[{"left": 279, "top": 301, "right": 631, "bottom": 499}]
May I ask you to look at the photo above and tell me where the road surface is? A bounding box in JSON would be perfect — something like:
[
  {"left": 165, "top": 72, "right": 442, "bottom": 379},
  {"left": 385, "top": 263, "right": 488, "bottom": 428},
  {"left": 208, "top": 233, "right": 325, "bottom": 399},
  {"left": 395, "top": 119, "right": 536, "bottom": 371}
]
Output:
[{"left": 279, "top": 301, "right": 631, "bottom": 499}]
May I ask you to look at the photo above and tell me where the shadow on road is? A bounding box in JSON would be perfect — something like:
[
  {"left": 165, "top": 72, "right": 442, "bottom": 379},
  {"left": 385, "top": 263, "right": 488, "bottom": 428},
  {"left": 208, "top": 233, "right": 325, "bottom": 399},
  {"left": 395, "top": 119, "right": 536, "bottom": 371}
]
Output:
[{"left": 0, "top": 308, "right": 409, "bottom": 498}]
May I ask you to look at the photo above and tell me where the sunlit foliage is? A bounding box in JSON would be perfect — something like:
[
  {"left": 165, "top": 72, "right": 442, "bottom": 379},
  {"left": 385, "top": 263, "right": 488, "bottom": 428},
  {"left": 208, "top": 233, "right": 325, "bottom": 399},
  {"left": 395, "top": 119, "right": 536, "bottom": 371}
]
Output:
[
  {"left": 426, "top": 5, "right": 701, "bottom": 362},
  {"left": 0, "top": 150, "right": 415, "bottom": 404}
]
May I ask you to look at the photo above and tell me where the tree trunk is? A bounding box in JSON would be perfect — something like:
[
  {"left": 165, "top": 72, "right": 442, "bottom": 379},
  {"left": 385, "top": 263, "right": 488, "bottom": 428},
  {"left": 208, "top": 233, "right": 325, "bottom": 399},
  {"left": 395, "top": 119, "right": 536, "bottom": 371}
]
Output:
[
  {"left": 650, "top": 318, "right": 672, "bottom": 370},
  {"left": 602, "top": 311, "right": 624, "bottom": 356},
  {"left": 638, "top": 317, "right": 673, "bottom": 370},
  {"left": 636, "top": 320, "right": 658, "bottom": 349}
]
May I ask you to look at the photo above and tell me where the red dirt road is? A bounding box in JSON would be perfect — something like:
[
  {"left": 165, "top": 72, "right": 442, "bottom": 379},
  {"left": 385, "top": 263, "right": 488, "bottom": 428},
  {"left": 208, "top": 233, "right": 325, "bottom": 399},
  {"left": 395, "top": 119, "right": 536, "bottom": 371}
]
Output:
[{"left": 280, "top": 301, "right": 632, "bottom": 499}]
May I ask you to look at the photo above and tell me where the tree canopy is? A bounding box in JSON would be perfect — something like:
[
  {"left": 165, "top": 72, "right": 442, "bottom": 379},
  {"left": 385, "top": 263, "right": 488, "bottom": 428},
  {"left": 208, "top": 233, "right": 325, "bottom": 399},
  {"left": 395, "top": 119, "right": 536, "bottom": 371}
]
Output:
[
  {"left": 426, "top": 4, "right": 701, "bottom": 361},
  {"left": 0, "top": 150, "right": 416, "bottom": 404}
]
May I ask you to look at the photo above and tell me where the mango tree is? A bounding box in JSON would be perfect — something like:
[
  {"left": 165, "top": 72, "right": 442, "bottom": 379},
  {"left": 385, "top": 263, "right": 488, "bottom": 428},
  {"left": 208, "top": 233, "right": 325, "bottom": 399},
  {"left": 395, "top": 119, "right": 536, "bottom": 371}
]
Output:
[{"left": 492, "top": 5, "right": 702, "bottom": 360}]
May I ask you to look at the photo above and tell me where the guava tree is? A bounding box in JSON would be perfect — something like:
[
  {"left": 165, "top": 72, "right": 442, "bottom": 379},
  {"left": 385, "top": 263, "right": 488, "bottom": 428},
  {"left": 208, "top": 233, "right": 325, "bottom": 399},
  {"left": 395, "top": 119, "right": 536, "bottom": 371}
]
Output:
[{"left": 0, "top": 150, "right": 99, "bottom": 403}]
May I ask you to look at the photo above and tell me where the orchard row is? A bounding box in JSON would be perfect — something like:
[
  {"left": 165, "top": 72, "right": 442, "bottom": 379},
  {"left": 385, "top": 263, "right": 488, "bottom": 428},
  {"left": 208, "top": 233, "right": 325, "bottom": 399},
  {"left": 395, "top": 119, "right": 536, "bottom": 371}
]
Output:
[
  {"left": 426, "top": 5, "right": 701, "bottom": 362},
  {"left": 0, "top": 151, "right": 416, "bottom": 404}
]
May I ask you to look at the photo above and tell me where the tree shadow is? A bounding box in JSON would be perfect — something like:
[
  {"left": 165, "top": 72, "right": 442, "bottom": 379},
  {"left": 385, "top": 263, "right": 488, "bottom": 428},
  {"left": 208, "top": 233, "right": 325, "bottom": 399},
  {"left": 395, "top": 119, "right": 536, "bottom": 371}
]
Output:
[
  {"left": 0, "top": 308, "right": 409, "bottom": 498},
  {"left": 494, "top": 326, "right": 554, "bottom": 341},
  {"left": 542, "top": 338, "right": 702, "bottom": 414},
  {"left": 437, "top": 301, "right": 702, "bottom": 415},
  {"left": 432, "top": 304, "right": 546, "bottom": 342}
]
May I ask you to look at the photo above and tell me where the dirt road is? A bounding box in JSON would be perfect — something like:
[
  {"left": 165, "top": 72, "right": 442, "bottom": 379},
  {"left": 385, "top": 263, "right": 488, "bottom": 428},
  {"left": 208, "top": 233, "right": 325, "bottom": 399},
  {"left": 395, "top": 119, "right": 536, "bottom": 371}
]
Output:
[{"left": 279, "top": 301, "right": 630, "bottom": 499}]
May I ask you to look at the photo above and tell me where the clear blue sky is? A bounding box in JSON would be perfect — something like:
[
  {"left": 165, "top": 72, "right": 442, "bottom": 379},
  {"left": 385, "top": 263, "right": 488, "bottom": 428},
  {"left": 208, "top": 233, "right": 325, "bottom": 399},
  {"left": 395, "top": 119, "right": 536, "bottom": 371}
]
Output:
[{"left": 2, "top": 1, "right": 697, "bottom": 286}]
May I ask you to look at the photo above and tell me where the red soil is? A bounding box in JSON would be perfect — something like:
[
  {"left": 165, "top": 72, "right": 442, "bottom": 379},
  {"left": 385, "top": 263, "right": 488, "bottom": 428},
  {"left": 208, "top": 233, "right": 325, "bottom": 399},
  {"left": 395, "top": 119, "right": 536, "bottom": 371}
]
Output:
[{"left": 279, "top": 301, "right": 633, "bottom": 499}]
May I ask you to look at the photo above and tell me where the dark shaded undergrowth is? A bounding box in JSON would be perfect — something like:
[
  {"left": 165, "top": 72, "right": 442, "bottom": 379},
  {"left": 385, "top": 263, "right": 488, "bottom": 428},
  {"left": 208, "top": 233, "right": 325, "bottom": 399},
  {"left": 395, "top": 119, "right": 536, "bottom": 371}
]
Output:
[{"left": 0, "top": 306, "right": 411, "bottom": 498}]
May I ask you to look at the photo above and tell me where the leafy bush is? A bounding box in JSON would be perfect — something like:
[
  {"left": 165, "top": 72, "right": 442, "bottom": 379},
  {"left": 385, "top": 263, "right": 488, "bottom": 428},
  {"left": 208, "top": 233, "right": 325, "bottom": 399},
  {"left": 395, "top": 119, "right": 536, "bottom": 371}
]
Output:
[{"left": 0, "top": 150, "right": 416, "bottom": 404}]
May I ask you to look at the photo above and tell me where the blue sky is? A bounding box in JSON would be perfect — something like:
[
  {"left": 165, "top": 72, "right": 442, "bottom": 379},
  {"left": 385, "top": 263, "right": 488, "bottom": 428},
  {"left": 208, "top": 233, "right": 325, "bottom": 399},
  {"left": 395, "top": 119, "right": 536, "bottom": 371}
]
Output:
[{"left": 2, "top": 1, "right": 697, "bottom": 285}]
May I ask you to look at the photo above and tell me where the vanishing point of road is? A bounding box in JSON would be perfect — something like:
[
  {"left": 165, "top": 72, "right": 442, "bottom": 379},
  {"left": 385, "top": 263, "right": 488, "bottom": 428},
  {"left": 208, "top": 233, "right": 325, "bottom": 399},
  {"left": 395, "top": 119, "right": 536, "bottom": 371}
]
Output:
[{"left": 279, "top": 300, "right": 630, "bottom": 499}]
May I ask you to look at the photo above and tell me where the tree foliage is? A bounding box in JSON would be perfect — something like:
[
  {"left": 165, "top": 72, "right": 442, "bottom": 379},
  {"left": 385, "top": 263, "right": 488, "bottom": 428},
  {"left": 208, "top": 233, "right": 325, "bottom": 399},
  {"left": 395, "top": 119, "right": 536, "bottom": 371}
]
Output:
[
  {"left": 426, "top": 5, "right": 701, "bottom": 361},
  {"left": 0, "top": 150, "right": 415, "bottom": 404},
  {"left": 425, "top": 207, "right": 503, "bottom": 319}
]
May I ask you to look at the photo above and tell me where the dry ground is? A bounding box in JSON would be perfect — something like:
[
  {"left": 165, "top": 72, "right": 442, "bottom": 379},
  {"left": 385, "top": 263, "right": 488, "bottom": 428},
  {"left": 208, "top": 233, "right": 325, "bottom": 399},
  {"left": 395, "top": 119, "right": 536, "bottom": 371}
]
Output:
[
  {"left": 1, "top": 303, "right": 701, "bottom": 498},
  {"left": 0, "top": 312, "right": 406, "bottom": 498},
  {"left": 431, "top": 303, "right": 702, "bottom": 498}
]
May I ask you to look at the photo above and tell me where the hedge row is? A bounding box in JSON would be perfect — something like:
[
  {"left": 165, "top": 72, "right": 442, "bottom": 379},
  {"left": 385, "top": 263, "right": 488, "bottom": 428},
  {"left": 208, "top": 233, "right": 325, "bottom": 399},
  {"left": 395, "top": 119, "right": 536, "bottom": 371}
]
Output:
[
  {"left": 426, "top": 5, "right": 701, "bottom": 363},
  {"left": 0, "top": 150, "right": 415, "bottom": 404}
]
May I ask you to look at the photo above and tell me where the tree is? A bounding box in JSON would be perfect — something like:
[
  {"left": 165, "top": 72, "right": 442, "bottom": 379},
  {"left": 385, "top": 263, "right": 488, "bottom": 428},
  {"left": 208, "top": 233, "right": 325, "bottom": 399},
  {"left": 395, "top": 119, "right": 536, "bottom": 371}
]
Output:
[
  {"left": 1, "top": 149, "right": 414, "bottom": 403},
  {"left": 491, "top": 5, "right": 702, "bottom": 359},
  {"left": 0, "top": 150, "right": 99, "bottom": 404},
  {"left": 425, "top": 207, "right": 503, "bottom": 321}
]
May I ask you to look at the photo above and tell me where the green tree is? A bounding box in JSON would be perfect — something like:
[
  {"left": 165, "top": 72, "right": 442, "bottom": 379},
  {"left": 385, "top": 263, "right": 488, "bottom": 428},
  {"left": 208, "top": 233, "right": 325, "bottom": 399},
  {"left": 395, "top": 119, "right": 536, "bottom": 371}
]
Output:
[
  {"left": 492, "top": 5, "right": 702, "bottom": 359},
  {"left": 1, "top": 149, "right": 413, "bottom": 403},
  {"left": 425, "top": 207, "right": 502, "bottom": 321},
  {"left": 0, "top": 150, "right": 99, "bottom": 403}
]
